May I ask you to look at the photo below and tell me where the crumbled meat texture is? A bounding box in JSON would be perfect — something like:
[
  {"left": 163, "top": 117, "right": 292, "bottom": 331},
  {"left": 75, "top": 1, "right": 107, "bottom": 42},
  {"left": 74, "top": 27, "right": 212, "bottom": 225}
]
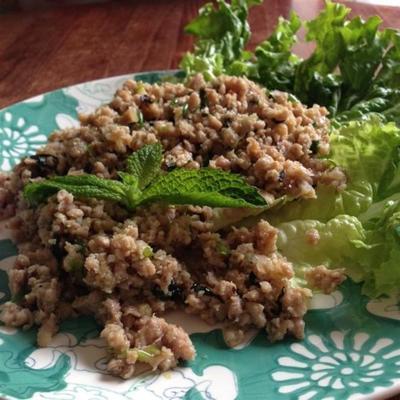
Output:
[
  {"left": 305, "top": 265, "right": 346, "bottom": 294},
  {"left": 305, "top": 228, "right": 320, "bottom": 246},
  {"left": 0, "top": 74, "right": 347, "bottom": 378},
  {"left": 0, "top": 302, "right": 33, "bottom": 329},
  {"left": 37, "top": 313, "right": 58, "bottom": 347},
  {"left": 1, "top": 74, "right": 344, "bottom": 201},
  {"left": 0, "top": 172, "right": 15, "bottom": 219}
]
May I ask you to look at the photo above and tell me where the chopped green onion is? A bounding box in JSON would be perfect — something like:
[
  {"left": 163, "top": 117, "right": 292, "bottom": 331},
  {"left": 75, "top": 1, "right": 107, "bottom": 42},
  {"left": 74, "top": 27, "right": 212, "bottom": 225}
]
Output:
[
  {"left": 136, "top": 345, "right": 161, "bottom": 363},
  {"left": 143, "top": 246, "right": 153, "bottom": 258},
  {"left": 137, "top": 109, "right": 144, "bottom": 128},
  {"left": 170, "top": 98, "right": 180, "bottom": 107},
  {"left": 288, "top": 94, "right": 300, "bottom": 104},
  {"left": 135, "top": 83, "right": 146, "bottom": 94},
  {"left": 182, "top": 103, "right": 189, "bottom": 117},
  {"left": 216, "top": 241, "right": 230, "bottom": 256}
]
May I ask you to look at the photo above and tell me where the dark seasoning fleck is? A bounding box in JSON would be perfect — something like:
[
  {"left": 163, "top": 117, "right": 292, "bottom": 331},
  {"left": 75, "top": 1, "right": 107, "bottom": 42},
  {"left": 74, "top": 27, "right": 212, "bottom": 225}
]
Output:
[
  {"left": 29, "top": 154, "right": 59, "bottom": 177},
  {"left": 191, "top": 283, "right": 223, "bottom": 301}
]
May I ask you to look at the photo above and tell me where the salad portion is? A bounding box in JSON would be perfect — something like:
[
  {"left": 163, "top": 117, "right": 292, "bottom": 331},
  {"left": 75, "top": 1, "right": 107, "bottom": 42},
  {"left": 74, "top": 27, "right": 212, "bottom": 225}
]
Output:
[
  {"left": 0, "top": 73, "right": 343, "bottom": 378},
  {"left": 181, "top": 0, "right": 400, "bottom": 298},
  {"left": 0, "top": 0, "right": 399, "bottom": 381},
  {"left": 182, "top": 0, "right": 400, "bottom": 126}
]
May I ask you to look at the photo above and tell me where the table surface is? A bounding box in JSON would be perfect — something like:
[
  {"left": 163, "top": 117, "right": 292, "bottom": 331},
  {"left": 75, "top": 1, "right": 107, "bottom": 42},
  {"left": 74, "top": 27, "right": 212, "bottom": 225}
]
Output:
[
  {"left": 1, "top": 0, "right": 400, "bottom": 109},
  {"left": 0, "top": 0, "right": 400, "bottom": 399}
]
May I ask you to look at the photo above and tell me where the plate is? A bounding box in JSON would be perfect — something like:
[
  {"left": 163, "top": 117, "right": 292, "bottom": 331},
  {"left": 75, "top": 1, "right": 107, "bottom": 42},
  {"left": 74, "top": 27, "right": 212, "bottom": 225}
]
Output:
[{"left": 1, "top": 70, "right": 400, "bottom": 400}]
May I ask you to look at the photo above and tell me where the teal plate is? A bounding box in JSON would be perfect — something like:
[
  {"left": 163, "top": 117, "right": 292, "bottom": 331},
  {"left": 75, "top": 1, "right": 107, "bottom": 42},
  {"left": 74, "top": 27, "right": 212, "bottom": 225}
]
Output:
[{"left": 1, "top": 71, "right": 400, "bottom": 400}]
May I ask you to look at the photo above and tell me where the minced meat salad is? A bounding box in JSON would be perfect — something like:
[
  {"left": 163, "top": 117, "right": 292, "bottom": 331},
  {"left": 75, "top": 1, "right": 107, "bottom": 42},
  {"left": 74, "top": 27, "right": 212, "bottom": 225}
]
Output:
[{"left": 0, "top": 74, "right": 346, "bottom": 378}]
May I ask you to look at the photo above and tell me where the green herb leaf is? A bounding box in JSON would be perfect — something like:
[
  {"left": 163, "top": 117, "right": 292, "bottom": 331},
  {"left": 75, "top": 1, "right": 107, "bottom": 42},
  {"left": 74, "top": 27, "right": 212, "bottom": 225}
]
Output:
[
  {"left": 309, "top": 140, "right": 320, "bottom": 155},
  {"left": 180, "top": 0, "right": 261, "bottom": 80},
  {"left": 24, "top": 175, "right": 128, "bottom": 206},
  {"left": 137, "top": 167, "right": 267, "bottom": 208},
  {"left": 125, "top": 143, "right": 163, "bottom": 189},
  {"left": 118, "top": 172, "right": 138, "bottom": 187},
  {"left": 24, "top": 178, "right": 131, "bottom": 209},
  {"left": 254, "top": 12, "right": 301, "bottom": 92},
  {"left": 24, "top": 145, "right": 266, "bottom": 211},
  {"left": 24, "top": 175, "right": 129, "bottom": 207},
  {"left": 135, "top": 109, "right": 144, "bottom": 128},
  {"left": 216, "top": 240, "right": 230, "bottom": 256},
  {"left": 181, "top": 0, "right": 400, "bottom": 126}
]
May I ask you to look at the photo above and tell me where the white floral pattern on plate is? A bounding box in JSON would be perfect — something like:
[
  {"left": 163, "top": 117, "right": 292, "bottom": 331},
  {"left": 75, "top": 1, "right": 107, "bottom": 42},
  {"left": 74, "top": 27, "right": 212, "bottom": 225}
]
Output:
[
  {"left": 0, "top": 111, "right": 46, "bottom": 171},
  {"left": 367, "top": 296, "right": 400, "bottom": 321},
  {"left": 308, "top": 291, "right": 343, "bottom": 310},
  {"left": 272, "top": 330, "right": 400, "bottom": 399}
]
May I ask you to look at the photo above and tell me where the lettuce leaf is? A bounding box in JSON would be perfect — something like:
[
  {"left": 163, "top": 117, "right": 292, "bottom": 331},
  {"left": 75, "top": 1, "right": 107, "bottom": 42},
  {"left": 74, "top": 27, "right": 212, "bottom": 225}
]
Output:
[
  {"left": 264, "top": 183, "right": 372, "bottom": 225},
  {"left": 275, "top": 206, "right": 400, "bottom": 297},
  {"left": 253, "top": 12, "right": 301, "bottom": 92},
  {"left": 260, "top": 118, "right": 400, "bottom": 226},
  {"left": 360, "top": 201, "right": 400, "bottom": 297},
  {"left": 180, "top": 0, "right": 261, "bottom": 80},
  {"left": 267, "top": 119, "right": 400, "bottom": 297},
  {"left": 275, "top": 200, "right": 400, "bottom": 298},
  {"left": 293, "top": 1, "right": 348, "bottom": 109},
  {"left": 330, "top": 119, "right": 400, "bottom": 200},
  {"left": 276, "top": 215, "right": 367, "bottom": 282}
]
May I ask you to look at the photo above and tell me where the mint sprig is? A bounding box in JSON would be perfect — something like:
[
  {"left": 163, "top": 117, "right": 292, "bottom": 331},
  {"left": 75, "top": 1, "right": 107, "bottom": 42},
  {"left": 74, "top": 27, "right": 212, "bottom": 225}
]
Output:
[
  {"left": 24, "top": 175, "right": 128, "bottom": 205},
  {"left": 139, "top": 167, "right": 266, "bottom": 208},
  {"left": 125, "top": 142, "right": 162, "bottom": 189},
  {"left": 24, "top": 144, "right": 267, "bottom": 210}
]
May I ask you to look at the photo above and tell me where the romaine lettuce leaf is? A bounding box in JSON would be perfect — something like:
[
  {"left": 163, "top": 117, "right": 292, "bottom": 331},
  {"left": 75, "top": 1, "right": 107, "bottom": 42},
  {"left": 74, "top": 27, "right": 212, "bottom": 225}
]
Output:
[
  {"left": 260, "top": 118, "right": 400, "bottom": 225},
  {"left": 270, "top": 119, "right": 400, "bottom": 297},
  {"left": 276, "top": 215, "right": 367, "bottom": 282},
  {"left": 330, "top": 119, "right": 400, "bottom": 200},
  {"left": 359, "top": 200, "right": 400, "bottom": 296},
  {"left": 275, "top": 203, "right": 400, "bottom": 297}
]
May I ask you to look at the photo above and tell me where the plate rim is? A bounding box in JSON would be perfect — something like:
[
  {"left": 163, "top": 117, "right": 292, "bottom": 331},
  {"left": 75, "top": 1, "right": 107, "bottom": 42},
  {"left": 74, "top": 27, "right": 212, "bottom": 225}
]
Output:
[{"left": 0, "top": 69, "right": 180, "bottom": 112}]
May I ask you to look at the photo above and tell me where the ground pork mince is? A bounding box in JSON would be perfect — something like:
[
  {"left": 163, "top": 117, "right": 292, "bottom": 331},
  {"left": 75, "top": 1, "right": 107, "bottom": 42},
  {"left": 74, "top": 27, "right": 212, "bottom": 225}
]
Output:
[{"left": 0, "top": 74, "right": 346, "bottom": 378}]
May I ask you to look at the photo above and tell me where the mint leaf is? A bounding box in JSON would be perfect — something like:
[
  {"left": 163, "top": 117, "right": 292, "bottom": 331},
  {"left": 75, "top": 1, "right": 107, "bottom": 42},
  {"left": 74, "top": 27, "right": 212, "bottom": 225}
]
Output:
[
  {"left": 136, "top": 168, "right": 267, "bottom": 208},
  {"left": 24, "top": 175, "right": 128, "bottom": 206},
  {"left": 24, "top": 145, "right": 266, "bottom": 211},
  {"left": 118, "top": 172, "right": 139, "bottom": 187},
  {"left": 125, "top": 143, "right": 162, "bottom": 189}
]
